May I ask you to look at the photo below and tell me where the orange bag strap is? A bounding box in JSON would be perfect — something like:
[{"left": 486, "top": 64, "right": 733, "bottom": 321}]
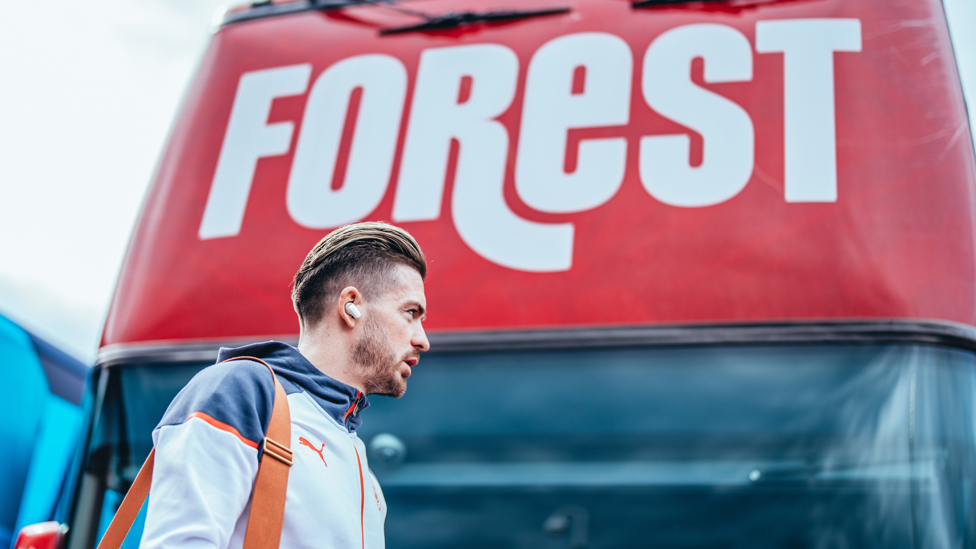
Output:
[{"left": 96, "top": 356, "right": 292, "bottom": 549}]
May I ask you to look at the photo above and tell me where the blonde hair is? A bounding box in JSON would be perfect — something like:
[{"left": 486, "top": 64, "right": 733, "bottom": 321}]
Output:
[{"left": 292, "top": 222, "right": 426, "bottom": 328}]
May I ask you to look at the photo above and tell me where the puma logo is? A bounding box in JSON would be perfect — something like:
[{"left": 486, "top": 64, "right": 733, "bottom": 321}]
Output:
[{"left": 299, "top": 437, "right": 327, "bottom": 466}]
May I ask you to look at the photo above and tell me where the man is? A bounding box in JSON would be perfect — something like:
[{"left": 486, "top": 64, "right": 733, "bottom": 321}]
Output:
[{"left": 141, "top": 221, "right": 429, "bottom": 549}]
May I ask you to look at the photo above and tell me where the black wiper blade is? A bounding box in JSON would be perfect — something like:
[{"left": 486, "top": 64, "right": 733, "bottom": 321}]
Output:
[
  {"left": 633, "top": 0, "right": 739, "bottom": 6},
  {"left": 631, "top": 0, "right": 790, "bottom": 8},
  {"left": 313, "top": 0, "right": 396, "bottom": 10},
  {"left": 222, "top": 0, "right": 405, "bottom": 26},
  {"left": 379, "top": 7, "right": 570, "bottom": 35},
  {"left": 632, "top": 0, "right": 711, "bottom": 5}
]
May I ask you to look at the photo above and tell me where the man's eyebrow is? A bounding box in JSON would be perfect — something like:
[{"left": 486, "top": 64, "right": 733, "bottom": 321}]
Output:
[{"left": 403, "top": 300, "right": 426, "bottom": 316}]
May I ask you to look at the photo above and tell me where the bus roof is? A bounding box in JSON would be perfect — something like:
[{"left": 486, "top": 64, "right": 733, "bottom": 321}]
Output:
[{"left": 102, "top": 0, "right": 976, "bottom": 349}]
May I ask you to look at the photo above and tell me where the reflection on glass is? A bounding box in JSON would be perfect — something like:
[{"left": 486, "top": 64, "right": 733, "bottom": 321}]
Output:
[
  {"left": 69, "top": 345, "right": 976, "bottom": 549},
  {"left": 66, "top": 362, "right": 204, "bottom": 549},
  {"left": 359, "top": 344, "right": 976, "bottom": 549}
]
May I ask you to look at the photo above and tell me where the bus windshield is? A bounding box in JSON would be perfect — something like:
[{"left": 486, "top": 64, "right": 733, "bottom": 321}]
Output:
[{"left": 71, "top": 342, "right": 976, "bottom": 548}]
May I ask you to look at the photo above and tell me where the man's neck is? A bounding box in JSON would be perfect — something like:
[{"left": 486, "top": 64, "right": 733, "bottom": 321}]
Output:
[{"left": 298, "top": 328, "right": 366, "bottom": 393}]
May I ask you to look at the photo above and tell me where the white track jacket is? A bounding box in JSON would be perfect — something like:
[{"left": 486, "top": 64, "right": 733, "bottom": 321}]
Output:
[{"left": 141, "top": 341, "right": 386, "bottom": 549}]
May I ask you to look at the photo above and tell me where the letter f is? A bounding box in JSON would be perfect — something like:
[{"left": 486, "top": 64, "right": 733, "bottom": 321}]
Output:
[{"left": 198, "top": 64, "right": 311, "bottom": 240}]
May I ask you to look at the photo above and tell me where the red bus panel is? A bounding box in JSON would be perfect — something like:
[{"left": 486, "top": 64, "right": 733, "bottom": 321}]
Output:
[{"left": 102, "top": 0, "right": 976, "bottom": 347}]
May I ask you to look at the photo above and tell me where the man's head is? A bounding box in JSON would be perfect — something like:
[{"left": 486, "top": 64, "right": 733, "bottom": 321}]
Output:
[{"left": 293, "top": 222, "right": 429, "bottom": 397}]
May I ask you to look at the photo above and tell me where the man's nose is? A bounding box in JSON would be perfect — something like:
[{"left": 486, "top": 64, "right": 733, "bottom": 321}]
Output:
[{"left": 412, "top": 324, "right": 430, "bottom": 352}]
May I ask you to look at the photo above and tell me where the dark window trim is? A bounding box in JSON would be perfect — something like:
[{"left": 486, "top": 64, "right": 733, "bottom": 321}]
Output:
[{"left": 94, "top": 319, "right": 976, "bottom": 369}]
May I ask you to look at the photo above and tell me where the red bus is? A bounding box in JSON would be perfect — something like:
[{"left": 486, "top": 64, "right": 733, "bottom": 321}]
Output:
[{"left": 18, "top": 0, "right": 976, "bottom": 547}]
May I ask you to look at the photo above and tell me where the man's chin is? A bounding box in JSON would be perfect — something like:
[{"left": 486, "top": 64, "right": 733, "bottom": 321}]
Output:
[
  {"left": 373, "top": 376, "right": 407, "bottom": 399},
  {"left": 392, "top": 377, "right": 407, "bottom": 399}
]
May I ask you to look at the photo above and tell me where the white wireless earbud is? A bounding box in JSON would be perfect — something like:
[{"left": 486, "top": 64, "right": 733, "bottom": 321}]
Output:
[{"left": 345, "top": 302, "right": 361, "bottom": 319}]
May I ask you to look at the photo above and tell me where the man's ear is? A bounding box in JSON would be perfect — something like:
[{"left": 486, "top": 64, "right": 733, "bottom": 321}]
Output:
[{"left": 338, "top": 286, "right": 361, "bottom": 329}]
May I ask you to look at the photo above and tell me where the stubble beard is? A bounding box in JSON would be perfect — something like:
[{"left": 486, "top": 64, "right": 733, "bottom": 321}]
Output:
[{"left": 353, "top": 314, "right": 414, "bottom": 398}]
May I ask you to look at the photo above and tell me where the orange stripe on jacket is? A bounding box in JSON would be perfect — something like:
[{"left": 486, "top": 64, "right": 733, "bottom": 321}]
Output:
[
  {"left": 188, "top": 411, "right": 259, "bottom": 449},
  {"left": 354, "top": 446, "right": 365, "bottom": 549}
]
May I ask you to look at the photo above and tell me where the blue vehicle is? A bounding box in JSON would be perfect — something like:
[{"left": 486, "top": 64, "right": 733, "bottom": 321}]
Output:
[{"left": 1, "top": 313, "right": 86, "bottom": 549}]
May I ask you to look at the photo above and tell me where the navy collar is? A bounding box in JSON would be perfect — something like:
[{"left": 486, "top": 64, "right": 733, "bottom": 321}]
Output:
[{"left": 217, "top": 341, "right": 370, "bottom": 432}]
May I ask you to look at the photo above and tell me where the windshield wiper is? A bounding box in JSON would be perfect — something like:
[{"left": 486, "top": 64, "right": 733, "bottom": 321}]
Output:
[
  {"left": 312, "top": 0, "right": 397, "bottom": 9},
  {"left": 632, "top": 0, "right": 717, "bottom": 6},
  {"left": 223, "top": 0, "right": 406, "bottom": 26},
  {"left": 631, "top": 0, "right": 798, "bottom": 8},
  {"left": 379, "top": 7, "right": 570, "bottom": 35}
]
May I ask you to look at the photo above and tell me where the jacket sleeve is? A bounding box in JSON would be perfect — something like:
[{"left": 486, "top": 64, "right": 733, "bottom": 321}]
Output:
[{"left": 140, "top": 360, "right": 275, "bottom": 549}]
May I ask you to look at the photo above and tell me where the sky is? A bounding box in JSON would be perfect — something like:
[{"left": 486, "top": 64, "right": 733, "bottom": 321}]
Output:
[
  {"left": 0, "top": 0, "right": 229, "bottom": 360},
  {"left": 0, "top": 0, "right": 974, "bottom": 363}
]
